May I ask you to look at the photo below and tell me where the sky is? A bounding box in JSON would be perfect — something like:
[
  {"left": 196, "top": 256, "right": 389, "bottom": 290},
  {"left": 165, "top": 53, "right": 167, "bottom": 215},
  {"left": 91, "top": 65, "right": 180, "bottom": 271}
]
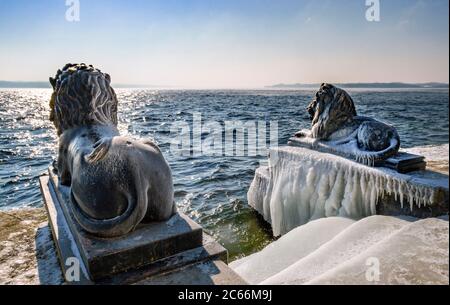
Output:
[{"left": 0, "top": 0, "right": 448, "bottom": 88}]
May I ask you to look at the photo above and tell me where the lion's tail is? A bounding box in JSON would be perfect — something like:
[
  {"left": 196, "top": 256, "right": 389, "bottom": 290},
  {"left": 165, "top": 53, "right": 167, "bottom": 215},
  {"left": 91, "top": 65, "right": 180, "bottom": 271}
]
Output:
[
  {"left": 72, "top": 144, "right": 149, "bottom": 237},
  {"left": 70, "top": 185, "right": 148, "bottom": 238},
  {"left": 354, "top": 135, "right": 401, "bottom": 166},
  {"left": 317, "top": 130, "right": 400, "bottom": 167}
]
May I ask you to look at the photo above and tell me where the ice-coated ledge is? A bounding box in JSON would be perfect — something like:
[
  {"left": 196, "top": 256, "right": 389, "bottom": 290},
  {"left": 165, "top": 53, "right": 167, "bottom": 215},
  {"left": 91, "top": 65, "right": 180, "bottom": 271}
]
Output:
[
  {"left": 248, "top": 146, "right": 449, "bottom": 236},
  {"left": 230, "top": 215, "right": 449, "bottom": 285}
]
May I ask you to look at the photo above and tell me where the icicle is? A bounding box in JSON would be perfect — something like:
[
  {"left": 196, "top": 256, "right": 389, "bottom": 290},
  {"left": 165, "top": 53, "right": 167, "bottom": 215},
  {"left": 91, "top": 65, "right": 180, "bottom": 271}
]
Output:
[{"left": 250, "top": 147, "right": 440, "bottom": 236}]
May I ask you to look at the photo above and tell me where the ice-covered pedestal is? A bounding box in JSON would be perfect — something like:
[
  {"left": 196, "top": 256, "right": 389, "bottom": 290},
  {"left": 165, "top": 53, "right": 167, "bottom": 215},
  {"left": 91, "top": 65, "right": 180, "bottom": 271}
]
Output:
[{"left": 248, "top": 146, "right": 449, "bottom": 236}]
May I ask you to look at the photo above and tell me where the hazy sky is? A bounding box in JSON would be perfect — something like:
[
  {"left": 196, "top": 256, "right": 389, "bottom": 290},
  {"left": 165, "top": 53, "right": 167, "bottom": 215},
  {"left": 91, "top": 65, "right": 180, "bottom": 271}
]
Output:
[{"left": 0, "top": 0, "right": 448, "bottom": 88}]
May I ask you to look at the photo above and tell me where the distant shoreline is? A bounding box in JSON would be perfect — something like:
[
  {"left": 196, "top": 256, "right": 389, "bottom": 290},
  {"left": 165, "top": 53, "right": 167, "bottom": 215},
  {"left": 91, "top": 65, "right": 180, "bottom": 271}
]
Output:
[
  {"left": 0, "top": 81, "right": 166, "bottom": 89},
  {"left": 0, "top": 81, "right": 448, "bottom": 90},
  {"left": 266, "top": 82, "right": 449, "bottom": 90}
]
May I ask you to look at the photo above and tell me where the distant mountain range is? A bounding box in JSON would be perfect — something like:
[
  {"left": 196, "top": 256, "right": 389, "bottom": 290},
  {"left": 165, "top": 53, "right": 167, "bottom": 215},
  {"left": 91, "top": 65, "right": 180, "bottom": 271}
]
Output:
[{"left": 266, "top": 82, "right": 449, "bottom": 89}]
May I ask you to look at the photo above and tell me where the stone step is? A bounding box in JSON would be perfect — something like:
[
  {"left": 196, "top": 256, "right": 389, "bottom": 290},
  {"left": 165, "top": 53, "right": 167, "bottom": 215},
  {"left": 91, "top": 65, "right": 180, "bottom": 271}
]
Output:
[
  {"left": 46, "top": 168, "right": 204, "bottom": 281},
  {"left": 40, "top": 174, "right": 244, "bottom": 285},
  {"left": 98, "top": 234, "right": 228, "bottom": 285},
  {"left": 136, "top": 260, "right": 247, "bottom": 285}
]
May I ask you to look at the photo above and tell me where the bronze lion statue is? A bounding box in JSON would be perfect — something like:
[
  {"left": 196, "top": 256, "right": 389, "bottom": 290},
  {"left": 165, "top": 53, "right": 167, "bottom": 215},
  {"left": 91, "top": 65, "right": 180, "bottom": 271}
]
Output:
[
  {"left": 49, "top": 63, "right": 176, "bottom": 237},
  {"left": 295, "top": 83, "right": 400, "bottom": 166}
]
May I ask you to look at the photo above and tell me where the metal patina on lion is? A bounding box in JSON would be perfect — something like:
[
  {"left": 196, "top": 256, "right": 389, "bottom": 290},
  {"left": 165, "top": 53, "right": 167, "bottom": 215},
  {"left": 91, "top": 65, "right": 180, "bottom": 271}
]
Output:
[
  {"left": 49, "top": 63, "right": 176, "bottom": 238},
  {"left": 295, "top": 83, "right": 400, "bottom": 166}
]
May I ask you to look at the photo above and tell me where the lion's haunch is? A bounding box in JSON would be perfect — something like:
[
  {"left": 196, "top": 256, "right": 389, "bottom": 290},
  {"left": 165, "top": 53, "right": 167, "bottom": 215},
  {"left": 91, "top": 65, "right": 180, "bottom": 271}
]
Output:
[{"left": 357, "top": 121, "right": 398, "bottom": 152}]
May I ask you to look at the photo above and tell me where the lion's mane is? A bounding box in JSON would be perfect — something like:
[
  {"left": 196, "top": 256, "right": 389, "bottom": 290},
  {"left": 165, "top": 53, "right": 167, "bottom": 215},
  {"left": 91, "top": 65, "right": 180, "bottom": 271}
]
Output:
[
  {"left": 49, "top": 63, "right": 118, "bottom": 135},
  {"left": 308, "top": 83, "right": 357, "bottom": 139}
]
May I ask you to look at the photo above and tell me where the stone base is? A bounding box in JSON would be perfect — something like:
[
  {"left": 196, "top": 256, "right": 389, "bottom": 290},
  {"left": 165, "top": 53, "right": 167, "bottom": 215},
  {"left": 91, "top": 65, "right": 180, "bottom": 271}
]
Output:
[
  {"left": 46, "top": 167, "right": 203, "bottom": 281},
  {"left": 288, "top": 136, "right": 427, "bottom": 173},
  {"left": 136, "top": 260, "right": 247, "bottom": 285},
  {"left": 40, "top": 172, "right": 245, "bottom": 285},
  {"left": 248, "top": 146, "right": 449, "bottom": 236}
]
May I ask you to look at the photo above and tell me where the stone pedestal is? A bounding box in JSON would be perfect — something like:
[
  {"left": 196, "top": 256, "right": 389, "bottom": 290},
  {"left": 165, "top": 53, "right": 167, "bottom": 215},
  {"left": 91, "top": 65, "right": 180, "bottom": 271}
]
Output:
[
  {"left": 288, "top": 137, "right": 427, "bottom": 173},
  {"left": 39, "top": 168, "right": 246, "bottom": 285},
  {"left": 248, "top": 146, "right": 449, "bottom": 236}
]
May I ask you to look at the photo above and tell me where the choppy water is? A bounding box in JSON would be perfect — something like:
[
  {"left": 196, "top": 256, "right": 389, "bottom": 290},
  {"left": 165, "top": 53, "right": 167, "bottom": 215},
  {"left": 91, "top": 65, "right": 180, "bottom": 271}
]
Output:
[{"left": 0, "top": 88, "right": 448, "bottom": 259}]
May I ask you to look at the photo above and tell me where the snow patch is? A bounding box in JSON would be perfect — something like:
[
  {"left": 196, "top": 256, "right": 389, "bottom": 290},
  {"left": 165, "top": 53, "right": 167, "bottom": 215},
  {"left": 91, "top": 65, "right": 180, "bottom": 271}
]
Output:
[{"left": 405, "top": 144, "right": 449, "bottom": 163}]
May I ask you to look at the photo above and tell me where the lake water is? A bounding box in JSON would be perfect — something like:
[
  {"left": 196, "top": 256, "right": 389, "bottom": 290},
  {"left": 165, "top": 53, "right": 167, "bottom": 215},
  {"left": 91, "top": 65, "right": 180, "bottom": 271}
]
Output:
[{"left": 0, "top": 88, "right": 448, "bottom": 259}]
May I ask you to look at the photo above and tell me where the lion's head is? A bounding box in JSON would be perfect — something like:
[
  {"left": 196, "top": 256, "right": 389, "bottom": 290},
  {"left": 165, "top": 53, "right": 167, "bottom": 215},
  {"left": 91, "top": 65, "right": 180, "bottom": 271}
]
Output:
[
  {"left": 307, "top": 83, "right": 357, "bottom": 139},
  {"left": 49, "top": 63, "right": 118, "bottom": 136}
]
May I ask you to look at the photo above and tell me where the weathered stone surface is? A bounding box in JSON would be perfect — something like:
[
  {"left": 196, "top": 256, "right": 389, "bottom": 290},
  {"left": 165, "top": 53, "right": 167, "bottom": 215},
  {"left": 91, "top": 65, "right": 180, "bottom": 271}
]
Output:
[
  {"left": 0, "top": 207, "right": 63, "bottom": 285},
  {"left": 45, "top": 171, "right": 203, "bottom": 281},
  {"left": 377, "top": 189, "right": 449, "bottom": 218},
  {"left": 406, "top": 144, "right": 449, "bottom": 175},
  {"left": 100, "top": 234, "right": 228, "bottom": 285},
  {"left": 40, "top": 176, "right": 93, "bottom": 284},
  {"left": 136, "top": 260, "right": 247, "bottom": 285},
  {"left": 1, "top": 206, "right": 242, "bottom": 286}
]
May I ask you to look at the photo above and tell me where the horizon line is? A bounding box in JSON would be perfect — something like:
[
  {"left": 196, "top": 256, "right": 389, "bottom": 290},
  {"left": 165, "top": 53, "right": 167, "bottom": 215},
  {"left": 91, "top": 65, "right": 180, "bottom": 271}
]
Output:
[{"left": 0, "top": 80, "right": 448, "bottom": 90}]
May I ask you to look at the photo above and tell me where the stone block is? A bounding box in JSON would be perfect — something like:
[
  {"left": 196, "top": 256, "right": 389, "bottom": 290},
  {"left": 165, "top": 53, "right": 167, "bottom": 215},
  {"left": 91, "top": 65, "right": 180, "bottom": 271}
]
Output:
[
  {"left": 45, "top": 168, "right": 203, "bottom": 281},
  {"left": 40, "top": 174, "right": 243, "bottom": 285},
  {"left": 288, "top": 136, "right": 428, "bottom": 173},
  {"left": 135, "top": 260, "right": 247, "bottom": 285}
]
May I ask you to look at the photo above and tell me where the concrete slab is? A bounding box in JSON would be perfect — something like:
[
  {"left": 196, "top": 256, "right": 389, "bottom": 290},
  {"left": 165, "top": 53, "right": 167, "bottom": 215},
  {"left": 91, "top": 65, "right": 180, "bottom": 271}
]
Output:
[{"left": 46, "top": 168, "right": 203, "bottom": 281}]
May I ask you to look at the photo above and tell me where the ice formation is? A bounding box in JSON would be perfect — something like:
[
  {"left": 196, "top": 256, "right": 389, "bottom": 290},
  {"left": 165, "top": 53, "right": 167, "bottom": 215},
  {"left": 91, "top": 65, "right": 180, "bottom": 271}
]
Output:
[
  {"left": 291, "top": 130, "right": 399, "bottom": 167},
  {"left": 229, "top": 217, "right": 355, "bottom": 284},
  {"left": 261, "top": 215, "right": 412, "bottom": 284},
  {"left": 306, "top": 217, "right": 449, "bottom": 285},
  {"left": 248, "top": 146, "right": 446, "bottom": 236},
  {"left": 230, "top": 215, "right": 449, "bottom": 285}
]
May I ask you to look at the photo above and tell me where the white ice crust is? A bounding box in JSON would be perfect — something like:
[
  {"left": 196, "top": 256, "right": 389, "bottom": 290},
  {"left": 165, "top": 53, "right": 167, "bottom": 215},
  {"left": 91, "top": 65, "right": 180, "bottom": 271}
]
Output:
[
  {"left": 231, "top": 216, "right": 449, "bottom": 285},
  {"left": 248, "top": 146, "right": 447, "bottom": 236}
]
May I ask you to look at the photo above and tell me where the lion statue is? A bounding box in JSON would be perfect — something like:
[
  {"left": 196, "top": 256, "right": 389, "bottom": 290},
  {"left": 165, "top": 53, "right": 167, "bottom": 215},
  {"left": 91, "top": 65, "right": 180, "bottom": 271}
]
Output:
[
  {"left": 49, "top": 63, "right": 176, "bottom": 238},
  {"left": 294, "top": 83, "right": 400, "bottom": 166}
]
